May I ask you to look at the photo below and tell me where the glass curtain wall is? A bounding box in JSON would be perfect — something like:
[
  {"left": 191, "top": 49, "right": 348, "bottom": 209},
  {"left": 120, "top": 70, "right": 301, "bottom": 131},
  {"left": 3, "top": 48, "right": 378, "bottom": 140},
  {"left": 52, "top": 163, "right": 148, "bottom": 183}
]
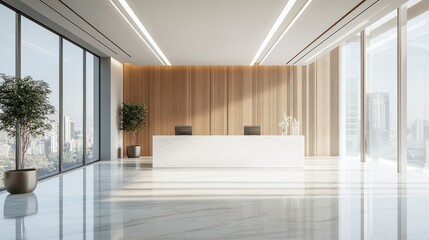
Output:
[
  {"left": 63, "top": 40, "right": 84, "bottom": 169},
  {"left": 21, "top": 17, "right": 60, "bottom": 177},
  {"left": 0, "top": 2, "right": 100, "bottom": 190},
  {"left": 0, "top": 4, "right": 16, "bottom": 188},
  {"left": 341, "top": 34, "right": 361, "bottom": 157},
  {"left": 85, "top": 53, "right": 100, "bottom": 163},
  {"left": 407, "top": 0, "right": 429, "bottom": 168},
  {"left": 365, "top": 11, "right": 398, "bottom": 162}
]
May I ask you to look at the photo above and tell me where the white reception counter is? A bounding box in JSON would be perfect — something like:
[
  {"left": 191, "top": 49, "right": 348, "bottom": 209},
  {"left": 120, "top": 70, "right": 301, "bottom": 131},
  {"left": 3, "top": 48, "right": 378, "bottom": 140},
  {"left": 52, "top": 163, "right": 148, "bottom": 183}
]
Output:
[{"left": 153, "top": 136, "right": 304, "bottom": 168}]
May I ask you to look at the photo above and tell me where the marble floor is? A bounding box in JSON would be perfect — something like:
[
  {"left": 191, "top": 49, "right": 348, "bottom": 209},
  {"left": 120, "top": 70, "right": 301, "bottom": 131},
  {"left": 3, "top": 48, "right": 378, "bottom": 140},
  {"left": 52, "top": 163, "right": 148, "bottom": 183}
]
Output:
[{"left": 1, "top": 158, "right": 429, "bottom": 239}]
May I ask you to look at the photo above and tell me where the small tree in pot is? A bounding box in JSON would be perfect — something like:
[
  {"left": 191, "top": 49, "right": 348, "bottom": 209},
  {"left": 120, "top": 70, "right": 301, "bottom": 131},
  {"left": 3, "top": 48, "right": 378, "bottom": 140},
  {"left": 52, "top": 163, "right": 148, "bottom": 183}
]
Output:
[
  {"left": 0, "top": 74, "right": 55, "bottom": 194},
  {"left": 121, "top": 103, "right": 148, "bottom": 158}
]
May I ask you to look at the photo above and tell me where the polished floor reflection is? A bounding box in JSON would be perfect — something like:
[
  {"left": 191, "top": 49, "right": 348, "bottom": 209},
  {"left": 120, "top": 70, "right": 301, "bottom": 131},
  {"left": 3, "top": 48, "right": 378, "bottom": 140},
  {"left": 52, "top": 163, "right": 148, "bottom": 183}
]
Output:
[{"left": 1, "top": 157, "right": 429, "bottom": 239}]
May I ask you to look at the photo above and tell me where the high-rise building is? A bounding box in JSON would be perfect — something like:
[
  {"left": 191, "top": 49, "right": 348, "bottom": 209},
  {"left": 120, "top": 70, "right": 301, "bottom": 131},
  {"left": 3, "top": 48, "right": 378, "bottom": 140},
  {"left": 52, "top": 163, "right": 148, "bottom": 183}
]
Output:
[
  {"left": 64, "top": 116, "right": 71, "bottom": 143},
  {"left": 50, "top": 134, "right": 58, "bottom": 153},
  {"left": 70, "top": 120, "right": 75, "bottom": 140},
  {"left": 345, "top": 76, "right": 360, "bottom": 155},
  {"left": 366, "top": 92, "right": 390, "bottom": 160}
]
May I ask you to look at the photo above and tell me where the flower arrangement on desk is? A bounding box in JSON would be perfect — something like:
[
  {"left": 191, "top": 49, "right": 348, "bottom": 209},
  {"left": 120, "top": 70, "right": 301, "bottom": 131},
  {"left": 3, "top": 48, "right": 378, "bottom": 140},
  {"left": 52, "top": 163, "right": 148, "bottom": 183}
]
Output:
[{"left": 278, "top": 112, "right": 296, "bottom": 135}]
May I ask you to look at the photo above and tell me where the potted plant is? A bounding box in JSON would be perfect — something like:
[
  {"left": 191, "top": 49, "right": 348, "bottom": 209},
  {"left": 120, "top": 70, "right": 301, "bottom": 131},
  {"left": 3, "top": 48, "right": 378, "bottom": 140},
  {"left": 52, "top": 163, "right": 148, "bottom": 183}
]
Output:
[
  {"left": 121, "top": 103, "right": 148, "bottom": 158},
  {"left": 0, "top": 74, "right": 55, "bottom": 194}
]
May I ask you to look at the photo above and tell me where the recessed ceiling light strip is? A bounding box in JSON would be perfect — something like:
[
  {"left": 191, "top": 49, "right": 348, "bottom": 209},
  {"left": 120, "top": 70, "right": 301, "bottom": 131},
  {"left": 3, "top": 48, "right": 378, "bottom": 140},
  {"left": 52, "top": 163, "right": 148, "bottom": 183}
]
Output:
[
  {"left": 109, "top": 0, "right": 165, "bottom": 65},
  {"left": 118, "top": 0, "right": 171, "bottom": 66},
  {"left": 249, "top": 0, "right": 297, "bottom": 66},
  {"left": 260, "top": 0, "right": 313, "bottom": 65}
]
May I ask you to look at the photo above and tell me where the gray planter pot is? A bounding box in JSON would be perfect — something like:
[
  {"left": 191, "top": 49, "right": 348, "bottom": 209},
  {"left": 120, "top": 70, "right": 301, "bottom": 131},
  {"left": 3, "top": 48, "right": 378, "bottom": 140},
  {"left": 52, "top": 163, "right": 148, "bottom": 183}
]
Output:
[
  {"left": 126, "top": 145, "right": 141, "bottom": 158},
  {"left": 4, "top": 169, "right": 38, "bottom": 194}
]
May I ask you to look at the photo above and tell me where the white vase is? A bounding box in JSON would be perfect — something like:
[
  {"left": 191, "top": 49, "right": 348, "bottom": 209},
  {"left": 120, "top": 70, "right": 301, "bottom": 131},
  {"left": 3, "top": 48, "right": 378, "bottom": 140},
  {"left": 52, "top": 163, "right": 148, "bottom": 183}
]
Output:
[
  {"left": 281, "top": 126, "right": 288, "bottom": 135},
  {"left": 291, "top": 121, "right": 300, "bottom": 135}
]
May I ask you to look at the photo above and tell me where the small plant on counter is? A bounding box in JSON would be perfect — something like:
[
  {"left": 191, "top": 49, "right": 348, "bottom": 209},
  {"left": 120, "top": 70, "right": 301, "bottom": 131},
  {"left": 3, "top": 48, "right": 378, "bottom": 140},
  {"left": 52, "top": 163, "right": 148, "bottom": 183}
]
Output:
[{"left": 278, "top": 112, "right": 296, "bottom": 135}]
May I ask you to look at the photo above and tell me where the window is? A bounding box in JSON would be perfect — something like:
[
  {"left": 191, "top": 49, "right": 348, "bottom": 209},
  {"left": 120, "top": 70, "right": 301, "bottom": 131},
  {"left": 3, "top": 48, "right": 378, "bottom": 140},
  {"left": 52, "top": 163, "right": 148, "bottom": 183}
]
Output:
[
  {"left": 0, "top": 3, "right": 100, "bottom": 191},
  {"left": 365, "top": 11, "right": 398, "bottom": 162},
  {"left": 341, "top": 34, "right": 361, "bottom": 157},
  {"left": 85, "top": 53, "right": 100, "bottom": 163},
  {"left": 0, "top": 4, "right": 16, "bottom": 188},
  {"left": 407, "top": 0, "right": 429, "bottom": 168},
  {"left": 21, "top": 17, "right": 60, "bottom": 177},
  {"left": 63, "top": 39, "right": 84, "bottom": 169}
]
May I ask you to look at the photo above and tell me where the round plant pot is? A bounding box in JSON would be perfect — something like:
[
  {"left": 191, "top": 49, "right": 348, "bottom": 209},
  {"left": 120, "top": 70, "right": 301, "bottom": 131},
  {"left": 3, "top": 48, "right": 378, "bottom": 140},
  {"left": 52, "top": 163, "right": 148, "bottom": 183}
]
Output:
[
  {"left": 126, "top": 145, "right": 141, "bottom": 158},
  {"left": 4, "top": 169, "right": 38, "bottom": 194},
  {"left": 3, "top": 193, "right": 38, "bottom": 218}
]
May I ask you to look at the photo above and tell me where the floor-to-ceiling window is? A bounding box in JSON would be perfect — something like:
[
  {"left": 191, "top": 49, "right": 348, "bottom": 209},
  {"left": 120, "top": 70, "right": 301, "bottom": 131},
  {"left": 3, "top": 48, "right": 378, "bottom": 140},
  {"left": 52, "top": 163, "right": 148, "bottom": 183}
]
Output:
[
  {"left": 21, "top": 17, "right": 60, "bottom": 177},
  {"left": 0, "top": 4, "right": 16, "bottom": 188},
  {"left": 0, "top": 2, "right": 100, "bottom": 190},
  {"left": 365, "top": 11, "right": 398, "bottom": 162},
  {"left": 63, "top": 40, "right": 84, "bottom": 169},
  {"left": 85, "top": 53, "right": 100, "bottom": 163},
  {"left": 407, "top": 0, "right": 429, "bottom": 168},
  {"left": 341, "top": 34, "right": 361, "bottom": 157}
]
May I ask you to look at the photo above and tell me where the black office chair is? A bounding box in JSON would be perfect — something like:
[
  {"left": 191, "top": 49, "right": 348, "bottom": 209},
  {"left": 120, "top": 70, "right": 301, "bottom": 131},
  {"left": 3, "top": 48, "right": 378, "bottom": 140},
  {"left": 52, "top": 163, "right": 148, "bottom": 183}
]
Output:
[
  {"left": 244, "top": 126, "right": 261, "bottom": 135},
  {"left": 175, "top": 125, "right": 192, "bottom": 135}
]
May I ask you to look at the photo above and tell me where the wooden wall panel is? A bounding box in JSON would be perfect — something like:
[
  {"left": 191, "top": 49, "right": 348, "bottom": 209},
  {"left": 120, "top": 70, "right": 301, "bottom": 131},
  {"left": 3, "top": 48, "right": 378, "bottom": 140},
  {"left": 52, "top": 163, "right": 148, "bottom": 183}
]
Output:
[
  {"left": 301, "top": 66, "right": 307, "bottom": 145},
  {"left": 210, "top": 67, "right": 228, "bottom": 135},
  {"left": 307, "top": 62, "right": 317, "bottom": 156},
  {"left": 316, "top": 53, "right": 331, "bottom": 156},
  {"left": 152, "top": 66, "right": 191, "bottom": 136},
  {"left": 227, "top": 66, "right": 255, "bottom": 135},
  {"left": 275, "top": 67, "right": 289, "bottom": 136},
  {"left": 123, "top": 64, "right": 151, "bottom": 156},
  {"left": 294, "top": 66, "right": 303, "bottom": 135},
  {"left": 123, "top": 49, "right": 340, "bottom": 157},
  {"left": 257, "top": 66, "right": 278, "bottom": 135},
  {"left": 190, "top": 66, "right": 211, "bottom": 135}
]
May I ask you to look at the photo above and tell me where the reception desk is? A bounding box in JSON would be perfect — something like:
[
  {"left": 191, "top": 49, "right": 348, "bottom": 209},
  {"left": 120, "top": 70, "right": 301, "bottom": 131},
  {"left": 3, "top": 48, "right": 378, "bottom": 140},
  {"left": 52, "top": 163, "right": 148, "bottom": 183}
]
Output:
[{"left": 153, "top": 136, "right": 304, "bottom": 168}]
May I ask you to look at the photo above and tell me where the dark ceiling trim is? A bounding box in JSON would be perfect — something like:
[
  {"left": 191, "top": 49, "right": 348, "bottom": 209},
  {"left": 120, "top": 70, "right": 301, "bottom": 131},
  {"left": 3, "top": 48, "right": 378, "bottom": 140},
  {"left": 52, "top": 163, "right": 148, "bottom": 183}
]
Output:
[
  {"left": 292, "top": 0, "right": 379, "bottom": 65},
  {"left": 58, "top": 0, "right": 131, "bottom": 58},
  {"left": 40, "top": 0, "right": 119, "bottom": 56},
  {"left": 286, "top": 0, "right": 367, "bottom": 65}
]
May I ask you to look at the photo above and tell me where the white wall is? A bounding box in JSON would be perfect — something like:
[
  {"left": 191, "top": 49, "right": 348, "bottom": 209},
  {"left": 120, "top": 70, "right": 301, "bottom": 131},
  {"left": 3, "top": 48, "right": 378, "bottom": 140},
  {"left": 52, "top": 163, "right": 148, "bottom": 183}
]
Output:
[
  {"left": 110, "top": 58, "right": 123, "bottom": 160},
  {"left": 100, "top": 57, "right": 123, "bottom": 160}
]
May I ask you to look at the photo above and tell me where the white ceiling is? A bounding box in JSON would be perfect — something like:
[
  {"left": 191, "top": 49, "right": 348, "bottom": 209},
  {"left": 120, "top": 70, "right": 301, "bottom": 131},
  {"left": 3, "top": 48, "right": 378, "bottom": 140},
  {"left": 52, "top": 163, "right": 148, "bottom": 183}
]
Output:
[{"left": 3, "top": 0, "right": 406, "bottom": 66}]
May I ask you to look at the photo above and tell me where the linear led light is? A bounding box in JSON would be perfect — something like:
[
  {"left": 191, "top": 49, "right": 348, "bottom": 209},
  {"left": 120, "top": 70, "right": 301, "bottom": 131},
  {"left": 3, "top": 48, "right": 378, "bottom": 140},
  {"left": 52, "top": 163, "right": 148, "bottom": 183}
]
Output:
[
  {"left": 260, "top": 0, "right": 313, "bottom": 65},
  {"left": 118, "top": 0, "right": 171, "bottom": 65},
  {"left": 249, "top": 0, "right": 297, "bottom": 66},
  {"left": 109, "top": 0, "right": 165, "bottom": 65}
]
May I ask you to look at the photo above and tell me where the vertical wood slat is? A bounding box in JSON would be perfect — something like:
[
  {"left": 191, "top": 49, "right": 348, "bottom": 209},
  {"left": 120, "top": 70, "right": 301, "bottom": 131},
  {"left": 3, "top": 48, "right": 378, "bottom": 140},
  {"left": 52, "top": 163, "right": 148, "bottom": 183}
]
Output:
[
  {"left": 122, "top": 52, "right": 340, "bottom": 157},
  {"left": 210, "top": 66, "right": 228, "bottom": 135},
  {"left": 227, "top": 66, "right": 254, "bottom": 135},
  {"left": 190, "top": 66, "right": 211, "bottom": 135},
  {"left": 276, "top": 66, "right": 288, "bottom": 136},
  {"left": 307, "top": 62, "right": 317, "bottom": 156},
  {"left": 257, "top": 66, "right": 278, "bottom": 135},
  {"left": 316, "top": 53, "right": 331, "bottom": 156}
]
